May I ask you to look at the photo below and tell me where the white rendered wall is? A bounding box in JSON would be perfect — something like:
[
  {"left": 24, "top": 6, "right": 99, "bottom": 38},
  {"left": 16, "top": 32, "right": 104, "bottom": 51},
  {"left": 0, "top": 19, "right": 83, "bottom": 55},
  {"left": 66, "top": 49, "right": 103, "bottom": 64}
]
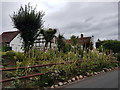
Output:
[
  {"left": 10, "top": 34, "right": 57, "bottom": 52},
  {"left": 10, "top": 34, "right": 23, "bottom": 52}
]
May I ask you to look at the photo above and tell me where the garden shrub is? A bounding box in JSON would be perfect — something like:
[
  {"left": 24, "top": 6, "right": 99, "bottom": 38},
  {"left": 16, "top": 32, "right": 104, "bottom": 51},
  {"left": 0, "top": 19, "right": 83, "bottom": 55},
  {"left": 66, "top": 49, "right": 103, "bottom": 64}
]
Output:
[
  {"left": 116, "top": 53, "right": 120, "bottom": 61},
  {"left": 1, "top": 52, "right": 6, "bottom": 56},
  {"left": 37, "top": 51, "right": 50, "bottom": 61},
  {"left": 63, "top": 43, "right": 72, "bottom": 53},
  {"left": 31, "top": 49, "right": 43, "bottom": 60},
  {"left": 6, "top": 71, "right": 16, "bottom": 78},
  {"left": 10, "top": 77, "right": 23, "bottom": 88},
  {"left": 15, "top": 52, "right": 26, "bottom": 62},
  {"left": 30, "top": 73, "right": 54, "bottom": 88},
  {"left": 5, "top": 50, "right": 16, "bottom": 59}
]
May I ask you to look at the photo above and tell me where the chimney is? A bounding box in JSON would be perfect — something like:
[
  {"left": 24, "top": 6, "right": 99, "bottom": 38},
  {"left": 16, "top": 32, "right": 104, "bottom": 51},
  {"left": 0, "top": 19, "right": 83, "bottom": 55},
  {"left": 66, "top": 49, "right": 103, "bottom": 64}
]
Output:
[{"left": 81, "top": 34, "right": 83, "bottom": 38}]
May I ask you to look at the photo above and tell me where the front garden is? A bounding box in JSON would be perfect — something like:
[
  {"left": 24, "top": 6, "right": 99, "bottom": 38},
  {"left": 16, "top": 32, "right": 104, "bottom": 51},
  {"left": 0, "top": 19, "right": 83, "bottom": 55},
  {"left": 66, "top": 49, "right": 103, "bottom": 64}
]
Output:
[{"left": 1, "top": 47, "right": 119, "bottom": 88}]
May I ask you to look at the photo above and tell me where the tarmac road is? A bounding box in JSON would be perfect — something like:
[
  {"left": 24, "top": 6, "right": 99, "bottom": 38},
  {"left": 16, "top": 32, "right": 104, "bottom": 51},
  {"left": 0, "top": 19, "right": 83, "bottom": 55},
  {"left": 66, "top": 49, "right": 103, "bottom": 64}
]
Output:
[{"left": 59, "top": 70, "right": 119, "bottom": 88}]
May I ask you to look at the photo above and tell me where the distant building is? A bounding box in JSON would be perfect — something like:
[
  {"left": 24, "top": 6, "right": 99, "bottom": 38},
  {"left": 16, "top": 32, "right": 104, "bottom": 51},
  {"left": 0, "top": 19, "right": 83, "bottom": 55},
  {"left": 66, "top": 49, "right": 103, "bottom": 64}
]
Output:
[
  {"left": 0, "top": 30, "right": 57, "bottom": 52},
  {"left": 34, "top": 33, "right": 57, "bottom": 50},
  {"left": 65, "top": 34, "right": 94, "bottom": 50}
]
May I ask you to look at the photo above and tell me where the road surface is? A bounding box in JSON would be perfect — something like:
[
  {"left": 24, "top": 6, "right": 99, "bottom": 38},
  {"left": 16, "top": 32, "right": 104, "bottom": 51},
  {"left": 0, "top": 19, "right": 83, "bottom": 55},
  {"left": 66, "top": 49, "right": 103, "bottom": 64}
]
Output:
[{"left": 60, "top": 70, "right": 119, "bottom": 88}]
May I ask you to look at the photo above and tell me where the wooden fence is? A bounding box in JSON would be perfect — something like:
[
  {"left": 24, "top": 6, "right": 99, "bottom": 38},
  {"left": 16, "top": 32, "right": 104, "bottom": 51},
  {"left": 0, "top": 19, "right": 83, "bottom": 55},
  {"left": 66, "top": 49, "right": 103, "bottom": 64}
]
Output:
[
  {"left": 0, "top": 60, "right": 119, "bottom": 83},
  {"left": 0, "top": 60, "right": 83, "bottom": 83}
]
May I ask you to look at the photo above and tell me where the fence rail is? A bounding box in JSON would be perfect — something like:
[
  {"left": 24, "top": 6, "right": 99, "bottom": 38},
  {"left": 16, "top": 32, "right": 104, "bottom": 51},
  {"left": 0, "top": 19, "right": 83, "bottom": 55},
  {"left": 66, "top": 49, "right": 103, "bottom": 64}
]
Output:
[
  {"left": 0, "top": 60, "right": 119, "bottom": 83},
  {"left": 0, "top": 60, "right": 84, "bottom": 83},
  {"left": 0, "top": 72, "right": 50, "bottom": 82},
  {"left": 0, "top": 60, "right": 83, "bottom": 71}
]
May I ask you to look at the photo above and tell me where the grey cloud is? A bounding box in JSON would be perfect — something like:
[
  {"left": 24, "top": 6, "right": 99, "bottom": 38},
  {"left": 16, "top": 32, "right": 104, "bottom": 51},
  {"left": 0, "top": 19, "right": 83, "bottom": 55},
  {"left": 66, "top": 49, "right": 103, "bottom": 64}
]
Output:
[
  {"left": 44, "top": 2, "right": 118, "bottom": 41},
  {"left": 2, "top": 2, "right": 23, "bottom": 32},
  {"left": 63, "top": 20, "right": 92, "bottom": 33},
  {"left": 102, "top": 14, "right": 117, "bottom": 21},
  {"left": 84, "top": 17, "right": 94, "bottom": 23},
  {"left": 1, "top": 2, "right": 118, "bottom": 42}
]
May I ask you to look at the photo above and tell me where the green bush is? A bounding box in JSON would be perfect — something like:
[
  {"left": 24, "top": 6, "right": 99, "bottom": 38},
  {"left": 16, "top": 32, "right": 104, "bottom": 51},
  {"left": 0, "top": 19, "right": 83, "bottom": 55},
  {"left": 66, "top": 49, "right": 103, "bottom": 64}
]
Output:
[
  {"left": 30, "top": 73, "right": 54, "bottom": 87},
  {"left": 1, "top": 52, "right": 6, "bottom": 56},
  {"left": 30, "top": 49, "right": 43, "bottom": 60},
  {"left": 116, "top": 53, "right": 120, "bottom": 61},
  {"left": 15, "top": 52, "right": 25, "bottom": 62},
  {"left": 63, "top": 43, "right": 72, "bottom": 53},
  {"left": 6, "top": 50, "right": 16, "bottom": 59}
]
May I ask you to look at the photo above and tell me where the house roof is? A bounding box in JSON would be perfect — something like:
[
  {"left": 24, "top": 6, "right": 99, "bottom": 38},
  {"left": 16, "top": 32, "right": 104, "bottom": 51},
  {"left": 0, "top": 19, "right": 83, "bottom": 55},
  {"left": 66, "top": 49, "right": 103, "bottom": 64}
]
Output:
[
  {"left": 65, "top": 39, "right": 72, "bottom": 43},
  {"left": 0, "top": 31, "right": 20, "bottom": 43},
  {"left": 65, "top": 37, "right": 92, "bottom": 44},
  {"left": 78, "top": 37, "right": 91, "bottom": 43}
]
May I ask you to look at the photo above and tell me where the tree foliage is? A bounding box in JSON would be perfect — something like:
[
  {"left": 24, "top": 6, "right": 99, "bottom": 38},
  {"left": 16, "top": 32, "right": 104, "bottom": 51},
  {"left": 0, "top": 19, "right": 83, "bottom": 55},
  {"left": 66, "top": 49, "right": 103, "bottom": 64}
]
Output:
[
  {"left": 57, "top": 34, "right": 65, "bottom": 52},
  {"left": 0, "top": 43, "right": 12, "bottom": 52},
  {"left": 40, "top": 28, "right": 57, "bottom": 49},
  {"left": 57, "top": 34, "right": 71, "bottom": 53},
  {"left": 63, "top": 43, "right": 72, "bottom": 53},
  {"left": 96, "top": 40, "right": 120, "bottom": 53},
  {"left": 10, "top": 3, "right": 45, "bottom": 53},
  {"left": 70, "top": 35, "right": 79, "bottom": 46}
]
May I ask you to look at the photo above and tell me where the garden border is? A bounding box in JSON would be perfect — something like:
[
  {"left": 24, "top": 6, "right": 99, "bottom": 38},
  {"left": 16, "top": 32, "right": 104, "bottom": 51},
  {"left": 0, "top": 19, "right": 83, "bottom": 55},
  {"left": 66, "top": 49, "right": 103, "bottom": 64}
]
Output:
[{"left": 0, "top": 60, "right": 119, "bottom": 83}]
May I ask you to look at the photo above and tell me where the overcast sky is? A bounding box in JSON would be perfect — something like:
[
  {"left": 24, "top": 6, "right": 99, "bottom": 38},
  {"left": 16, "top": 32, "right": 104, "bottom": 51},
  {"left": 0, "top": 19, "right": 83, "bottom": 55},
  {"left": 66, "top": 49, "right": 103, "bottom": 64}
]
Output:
[{"left": 0, "top": 0, "right": 118, "bottom": 42}]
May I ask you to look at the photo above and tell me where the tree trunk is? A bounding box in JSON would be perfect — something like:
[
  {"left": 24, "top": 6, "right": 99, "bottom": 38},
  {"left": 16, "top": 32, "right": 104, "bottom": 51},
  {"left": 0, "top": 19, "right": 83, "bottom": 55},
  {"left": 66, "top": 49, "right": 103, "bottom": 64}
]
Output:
[
  {"left": 50, "top": 41, "right": 52, "bottom": 49},
  {"left": 44, "top": 42, "right": 48, "bottom": 51}
]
